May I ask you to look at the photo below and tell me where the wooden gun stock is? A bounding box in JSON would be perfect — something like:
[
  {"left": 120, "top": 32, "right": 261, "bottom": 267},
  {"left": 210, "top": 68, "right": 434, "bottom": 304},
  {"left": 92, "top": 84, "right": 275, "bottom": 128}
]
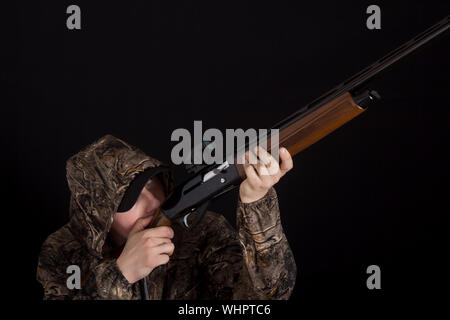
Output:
[{"left": 279, "top": 92, "right": 364, "bottom": 157}]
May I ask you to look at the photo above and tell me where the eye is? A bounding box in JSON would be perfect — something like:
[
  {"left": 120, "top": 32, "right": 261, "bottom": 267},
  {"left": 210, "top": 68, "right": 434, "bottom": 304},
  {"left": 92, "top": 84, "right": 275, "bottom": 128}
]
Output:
[{"left": 144, "top": 178, "right": 153, "bottom": 191}]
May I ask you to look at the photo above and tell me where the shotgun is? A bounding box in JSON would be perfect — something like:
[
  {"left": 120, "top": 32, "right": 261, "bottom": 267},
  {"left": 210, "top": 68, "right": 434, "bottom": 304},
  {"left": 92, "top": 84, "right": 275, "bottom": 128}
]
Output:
[{"left": 151, "top": 15, "right": 449, "bottom": 229}]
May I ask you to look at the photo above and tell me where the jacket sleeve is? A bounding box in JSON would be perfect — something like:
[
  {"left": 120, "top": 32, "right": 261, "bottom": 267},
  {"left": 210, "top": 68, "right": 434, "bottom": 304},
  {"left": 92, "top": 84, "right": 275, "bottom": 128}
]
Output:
[
  {"left": 197, "top": 188, "right": 297, "bottom": 300},
  {"left": 37, "top": 240, "right": 136, "bottom": 300},
  {"left": 234, "top": 187, "right": 297, "bottom": 299}
]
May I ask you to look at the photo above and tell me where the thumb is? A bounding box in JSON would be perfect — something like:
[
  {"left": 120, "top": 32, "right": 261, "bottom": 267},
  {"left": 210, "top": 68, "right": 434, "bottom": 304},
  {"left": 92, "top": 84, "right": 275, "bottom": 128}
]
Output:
[{"left": 129, "top": 215, "right": 153, "bottom": 236}]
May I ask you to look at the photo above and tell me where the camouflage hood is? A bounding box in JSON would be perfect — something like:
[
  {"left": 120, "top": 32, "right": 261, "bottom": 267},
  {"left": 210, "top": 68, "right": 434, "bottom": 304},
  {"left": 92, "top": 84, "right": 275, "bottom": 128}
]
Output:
[{"left": 66, "top": 134, "right": 172, "bottom": 258}]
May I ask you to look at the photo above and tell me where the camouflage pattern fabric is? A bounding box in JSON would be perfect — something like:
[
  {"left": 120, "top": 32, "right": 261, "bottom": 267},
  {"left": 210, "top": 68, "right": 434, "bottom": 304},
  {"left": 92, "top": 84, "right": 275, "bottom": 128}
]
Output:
[{"left": 36, "top": 135, "right": 297, "bottom": 299}]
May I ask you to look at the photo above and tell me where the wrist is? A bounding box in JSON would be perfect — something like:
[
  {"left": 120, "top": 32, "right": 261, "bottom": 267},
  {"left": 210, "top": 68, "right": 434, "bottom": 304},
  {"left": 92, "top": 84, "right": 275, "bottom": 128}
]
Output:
[
  {"left": 239, "top": 186, "right": 269, "bottom": 204},
  {"left": 116, "top": 257, "right": 133, "bottom": 283}
]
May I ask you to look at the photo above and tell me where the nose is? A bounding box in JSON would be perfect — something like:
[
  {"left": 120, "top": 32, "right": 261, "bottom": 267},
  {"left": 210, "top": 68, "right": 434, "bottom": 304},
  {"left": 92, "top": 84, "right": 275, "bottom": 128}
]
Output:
[{"left": 142, "top": 188, "right": 159, "bottom": 214}]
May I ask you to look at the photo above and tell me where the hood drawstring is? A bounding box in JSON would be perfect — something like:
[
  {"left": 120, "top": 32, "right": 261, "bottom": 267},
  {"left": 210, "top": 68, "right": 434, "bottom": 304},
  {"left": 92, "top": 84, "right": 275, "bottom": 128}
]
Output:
[{"left": 141, "top": 278, "right": 150, "bottom": 300}]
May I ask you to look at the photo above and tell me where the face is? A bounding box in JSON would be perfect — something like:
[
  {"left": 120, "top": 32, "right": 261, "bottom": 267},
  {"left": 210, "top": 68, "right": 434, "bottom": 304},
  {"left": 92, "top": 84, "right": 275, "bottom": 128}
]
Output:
[{"left": 110, "top": 176, "right": 166, "bottom": 244}]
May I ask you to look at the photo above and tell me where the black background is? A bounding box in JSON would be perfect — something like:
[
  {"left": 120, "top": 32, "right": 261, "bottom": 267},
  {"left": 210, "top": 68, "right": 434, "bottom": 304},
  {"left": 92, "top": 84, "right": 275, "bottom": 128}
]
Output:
[{"left": 3, "top": 0, "right": 449, "bottom": 311}]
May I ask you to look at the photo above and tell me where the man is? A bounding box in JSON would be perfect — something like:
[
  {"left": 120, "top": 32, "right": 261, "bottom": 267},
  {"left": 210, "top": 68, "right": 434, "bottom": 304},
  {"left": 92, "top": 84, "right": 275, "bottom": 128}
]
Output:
[{"left": 37, "top": 134, "right": 297, "bottom": 299}]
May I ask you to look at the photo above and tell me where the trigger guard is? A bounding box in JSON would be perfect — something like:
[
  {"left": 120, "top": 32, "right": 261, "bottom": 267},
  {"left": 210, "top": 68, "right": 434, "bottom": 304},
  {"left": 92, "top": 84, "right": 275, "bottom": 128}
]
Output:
[
  {"left": 182, "top": 212, "right": 192, "bottom": 228},
  {"left": 176, "top": 201, "right": 211, "bottom": 230}
]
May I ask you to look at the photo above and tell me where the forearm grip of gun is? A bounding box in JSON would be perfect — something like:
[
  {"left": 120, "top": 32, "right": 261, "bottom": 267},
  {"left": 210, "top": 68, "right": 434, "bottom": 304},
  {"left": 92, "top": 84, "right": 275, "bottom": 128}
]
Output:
[
  {"left": 233, "top": 91, "right": 366, "bottom": 180},
  {"left": 277, "top": 92, "right": 366, "bottom": 157}
]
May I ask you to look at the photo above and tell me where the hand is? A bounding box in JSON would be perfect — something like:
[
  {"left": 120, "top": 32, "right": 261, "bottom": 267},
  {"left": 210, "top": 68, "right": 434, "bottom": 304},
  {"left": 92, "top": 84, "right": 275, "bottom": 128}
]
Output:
[
  {"left": 116, "top": 215, "right": 175, "bottom": 284},
  {"left": 239, "top": 146, "right": 293, "bottom": 203}
]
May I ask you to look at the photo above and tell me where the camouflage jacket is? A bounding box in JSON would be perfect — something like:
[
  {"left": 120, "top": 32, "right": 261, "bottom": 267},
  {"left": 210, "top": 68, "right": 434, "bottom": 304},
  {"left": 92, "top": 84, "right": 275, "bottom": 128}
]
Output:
[{"left": 36, "top": 135, "right": 297, "bottom": 300}]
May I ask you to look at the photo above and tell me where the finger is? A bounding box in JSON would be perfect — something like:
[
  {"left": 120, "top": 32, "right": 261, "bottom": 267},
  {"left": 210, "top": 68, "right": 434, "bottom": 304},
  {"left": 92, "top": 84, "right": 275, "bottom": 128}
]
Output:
[
  {"left": 244, "top": 163, "right": 262, "bottom": 186},
  {"left": 256, "top": 146, "right": 280, "bottom": 176},
  {"left": 153, "top": 242, "right": 175, "bottom": 255},
  {"left": 145, "top": 237, "right": 173, "bottom": 247},
  {"left": 155, "top": 254, "right": 170, "bottom": 266},
  {"left": 142, "top": 226, "right": 174, "bottom": 239},
  {"left": 255, "top": 162, "right": 279, "bottom": 188},
  {"left": 256, "top": 146, "right": 272, "bottom": 166},
  {"left": 245, "top": 146, "right": 259, "bottom": 165},
  {"left": 279, "top": 147, "right": 293, "bottom": 175},
  {"left": 254, "top": 161, "right": 270, "bottom": 177},
  {"left": 251, "top": 145, "right": 261, "bottom": 165},
  {"left": 129, "top": 215, "right": 154, "bottom": 236}
]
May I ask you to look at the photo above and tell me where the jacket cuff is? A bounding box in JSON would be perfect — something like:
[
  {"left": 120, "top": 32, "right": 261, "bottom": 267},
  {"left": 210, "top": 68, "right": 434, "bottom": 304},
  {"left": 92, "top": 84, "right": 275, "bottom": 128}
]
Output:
[
  {"left": 237, "top": 187, "right": 283, "bottom": 251},
  {"left": 94, "top": 259, "right": 134, "bottom": 299}
]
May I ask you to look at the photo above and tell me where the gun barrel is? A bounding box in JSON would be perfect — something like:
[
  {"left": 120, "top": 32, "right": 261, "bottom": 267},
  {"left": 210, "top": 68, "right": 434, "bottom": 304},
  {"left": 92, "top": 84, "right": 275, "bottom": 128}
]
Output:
[{"left": 272, "top": 15, "right": 449, "bottom": 132}]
